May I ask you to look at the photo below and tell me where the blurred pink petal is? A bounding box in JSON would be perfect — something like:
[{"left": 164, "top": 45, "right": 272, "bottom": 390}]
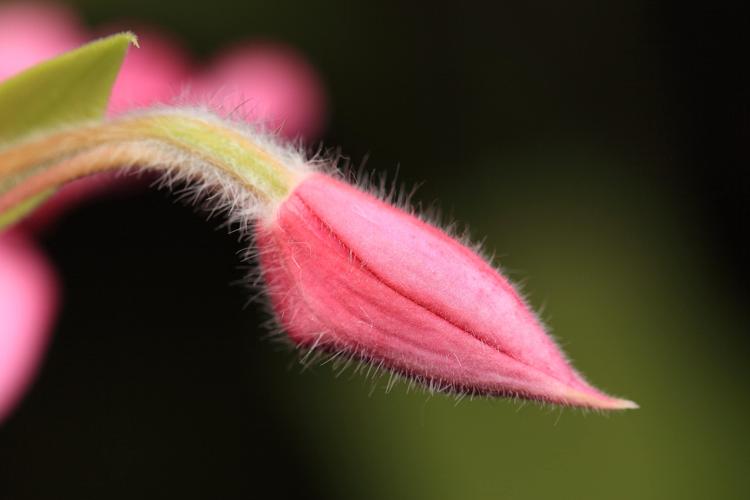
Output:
[
  {"left": 0, "top": 2, "right": 85, "bottom": 80},
  {"left": 0, "top": 232, "right": 58, "bottom": 422},
  {"left": 197, "top": 43, "right": 327, "bottom": 139}
]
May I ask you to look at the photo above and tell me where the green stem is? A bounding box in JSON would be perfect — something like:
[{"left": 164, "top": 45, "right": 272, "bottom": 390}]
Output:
[{"left": 0, "top": 109, "right": 305, "bottom": 229}]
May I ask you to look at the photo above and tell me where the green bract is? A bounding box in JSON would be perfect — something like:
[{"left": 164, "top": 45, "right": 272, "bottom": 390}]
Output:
[
  {"left": 0, "top": 33, "right": 136, "bottom": 229},
  {"left": 0, "top": 32, "right": 135, "bottom": 141}
]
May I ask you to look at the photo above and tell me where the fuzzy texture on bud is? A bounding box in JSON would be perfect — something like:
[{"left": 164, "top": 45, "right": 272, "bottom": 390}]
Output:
[{"left": 256, "top": 173, "right": 636, "bottom": 409}]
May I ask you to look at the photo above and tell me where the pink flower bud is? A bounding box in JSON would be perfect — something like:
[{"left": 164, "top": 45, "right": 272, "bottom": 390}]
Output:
[{"left": 257, "top": 173, "right": 636, "bottom": 409}]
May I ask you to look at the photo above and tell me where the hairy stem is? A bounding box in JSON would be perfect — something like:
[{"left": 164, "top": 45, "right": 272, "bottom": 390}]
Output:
[{"left": 0, "top": 108, "right": 305, "bottom": 226}]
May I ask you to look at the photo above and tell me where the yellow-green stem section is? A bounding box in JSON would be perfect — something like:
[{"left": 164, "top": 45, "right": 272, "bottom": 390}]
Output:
[{"left": 0, "top": 110, "right": 300, "bottom": 228}]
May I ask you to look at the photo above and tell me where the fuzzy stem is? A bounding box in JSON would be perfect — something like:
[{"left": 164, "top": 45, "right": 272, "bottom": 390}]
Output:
[{"left": 0, "top": 109, "right": 304, "bottom": 226}]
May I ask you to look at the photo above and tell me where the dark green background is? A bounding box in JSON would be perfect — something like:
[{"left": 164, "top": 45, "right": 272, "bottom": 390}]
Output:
[{"left": 1, "top": 1, "right": 748, "bottom": 499}]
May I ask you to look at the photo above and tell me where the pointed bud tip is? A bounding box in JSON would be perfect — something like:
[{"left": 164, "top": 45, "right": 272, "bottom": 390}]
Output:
[
  {"left": 611, "top": 398, "right": 639, "bottom": 410},
  {"left": 562, "top": 387, "right": 639, "bottom": 410}
]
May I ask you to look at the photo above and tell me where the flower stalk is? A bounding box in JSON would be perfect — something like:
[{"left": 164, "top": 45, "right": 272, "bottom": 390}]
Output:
[{"left": 0, "top": 108, "right": 305, "bottom": 229}]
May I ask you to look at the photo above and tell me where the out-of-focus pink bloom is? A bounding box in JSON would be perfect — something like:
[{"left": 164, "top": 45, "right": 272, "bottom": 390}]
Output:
[
  {"left": 0, "top": 232, "right": 58, "bottom": 422},
  {"left": 0, "top": 2, "right": 84, "bottom": 80},
  {"left": 196, "top": 43, "right": 327, "bottom": 139},
  {"left": 257, "top": 173, "right": 636, "bottom": 409}
]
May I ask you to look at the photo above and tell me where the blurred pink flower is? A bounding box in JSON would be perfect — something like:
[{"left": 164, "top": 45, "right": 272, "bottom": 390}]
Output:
[
  {"left": 196, "top": 43, "right": 327, "bottom": 139},
  {"left": 0, "top": 2, "right": 327, "bottom": 422},
  {"left": 0, "top": 232, "right": 57, "bottom": 423},
  {"left": 0, "top": 2, "right": 84, "bottom": 80},
  {"left": 257, "top": 173, "right": 636, "bottom": 409}
]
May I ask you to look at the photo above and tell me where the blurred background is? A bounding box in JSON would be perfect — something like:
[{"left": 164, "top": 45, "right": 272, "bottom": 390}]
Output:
[{"left": 1, "top": 1, "right": 748, "bottom": 499}]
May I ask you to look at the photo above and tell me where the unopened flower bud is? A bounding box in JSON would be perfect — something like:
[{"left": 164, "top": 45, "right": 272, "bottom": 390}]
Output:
[{"left": 257, "top": 173, "right": 636, "bottom": 409}]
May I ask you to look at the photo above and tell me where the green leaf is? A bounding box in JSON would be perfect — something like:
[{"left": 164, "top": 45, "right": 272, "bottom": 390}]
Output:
[
  {"left": 0, "top": 32, "right": 136, "bottom": 230},
  {"left": 0, "top": 32, "right": 137, "bottom": 143}
]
